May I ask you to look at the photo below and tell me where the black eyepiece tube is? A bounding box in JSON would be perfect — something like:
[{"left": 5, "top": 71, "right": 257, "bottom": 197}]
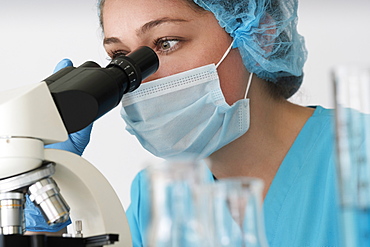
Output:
[
  {"left": 127, "top": 46, "right": 159, "bottom": 81},
  {"left": 106, "top": 46, "right": 159, "bottom": 93},
  {"left": 46, "top": 46, "right": 159, "bottom": 133}
]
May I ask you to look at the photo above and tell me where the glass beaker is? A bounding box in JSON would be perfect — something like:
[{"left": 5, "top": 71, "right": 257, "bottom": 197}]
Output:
[
  {"left": 333, "top": 65, "right": 370, "bottom": 247},
  {"left": 198, "top": 177, "right": 269, "bottom": 247},
  {"left": 146, "top": 158, "right": 210, "bottom": 247}
]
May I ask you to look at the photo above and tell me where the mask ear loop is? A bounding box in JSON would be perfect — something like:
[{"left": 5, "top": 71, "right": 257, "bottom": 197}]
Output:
[
  {"left": 216, "top": 39, "right": 235, "bottom": 69},
  {"left": 244, "top": 72, "right": 253, "bottom": 99},
  {"left": 216, "top": 39, "right": 253, "bottom": 99}
]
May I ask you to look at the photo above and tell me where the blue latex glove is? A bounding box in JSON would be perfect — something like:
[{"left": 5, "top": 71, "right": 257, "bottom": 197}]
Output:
[
  {"left": 24, "top": 195, "right": 71, "bottom": 232},
  {"left": 25, "top": 59, "right": 93, "bottom": 232},
  {"left": 45, "top": 59, "right": 93, "bottom": 156},
  {"left": 45, "top": 123, "right": 93, "bottom": 156}
]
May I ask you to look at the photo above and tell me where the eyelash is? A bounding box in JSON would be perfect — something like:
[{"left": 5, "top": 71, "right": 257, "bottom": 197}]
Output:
[
  {"left": 106, "top": 50, "right": 127, "bottom": 61},
  {"left": 106, "top": 37, "right": 182, "bottom": 60}
]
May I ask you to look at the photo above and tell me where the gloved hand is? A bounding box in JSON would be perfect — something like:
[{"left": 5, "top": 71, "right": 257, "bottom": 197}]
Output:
[
  {"left": 25, "top": 195, "right": 71, "bottom": 233},
  {"left": 25, "top": 59, "right": 93, "bottom": 232},
  {"left": 45, "top": 59, "right": 93, "bottom": 156}
]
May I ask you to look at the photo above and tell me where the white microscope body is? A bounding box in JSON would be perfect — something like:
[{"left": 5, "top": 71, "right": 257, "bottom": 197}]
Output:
[
  {"left": 0, "top": 46, "right": 159, "bottom": 247},
  {"left": 0, "top": 82, "right": 132, "bottom": 247}
]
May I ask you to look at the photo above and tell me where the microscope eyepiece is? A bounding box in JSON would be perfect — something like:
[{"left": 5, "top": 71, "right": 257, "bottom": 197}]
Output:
[
  {"left": 108, "top": 46, "right": 159, "bottom": 93},
  {"left": 45, "top": 46, "right": 159, "bottom": 133}
]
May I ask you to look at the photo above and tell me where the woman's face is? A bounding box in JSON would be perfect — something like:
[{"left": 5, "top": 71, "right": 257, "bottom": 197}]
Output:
[{"left": 102, "top": 0, "right": 249, "bottom": 105}]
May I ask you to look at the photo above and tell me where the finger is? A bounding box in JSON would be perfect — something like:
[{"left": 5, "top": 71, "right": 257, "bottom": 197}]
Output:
[{"left": 53, "top": 59, "right": 73, "bottom": 73}]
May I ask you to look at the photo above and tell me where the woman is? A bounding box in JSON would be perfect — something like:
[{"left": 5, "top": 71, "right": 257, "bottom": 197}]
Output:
[{"left": 27, "top": 0, "right": 341, "bottom": 246}]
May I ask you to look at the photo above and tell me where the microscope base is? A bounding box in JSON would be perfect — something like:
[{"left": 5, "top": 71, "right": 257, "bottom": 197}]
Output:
[{"left": 0, "top": 233, "right": 118, "bottom": 247}]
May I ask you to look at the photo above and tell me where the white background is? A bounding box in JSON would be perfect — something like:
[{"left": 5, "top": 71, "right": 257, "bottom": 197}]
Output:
[{"left": 1, "top": 0, "right": 369, "bottom": 209}]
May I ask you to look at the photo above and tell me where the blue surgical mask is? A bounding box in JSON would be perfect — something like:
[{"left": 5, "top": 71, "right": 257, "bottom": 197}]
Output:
[{"left": 120, "top": 43, "right": 252, "bottom": 159}]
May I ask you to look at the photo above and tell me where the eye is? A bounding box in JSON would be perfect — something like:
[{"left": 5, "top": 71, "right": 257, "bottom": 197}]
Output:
[
  {"left": 159, "top": 40, "right": 178, "bottom": 50},
  {"left": 154, "top": 38, "right": 181, "bottom": 55},
  {"left": 106, "top": 50, "right": 128, "bottom": 61}
]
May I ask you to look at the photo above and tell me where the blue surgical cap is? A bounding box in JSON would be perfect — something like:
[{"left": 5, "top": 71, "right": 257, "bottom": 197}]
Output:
[{"left": 193, "top": 0, "right": 307, "bottom": 98}]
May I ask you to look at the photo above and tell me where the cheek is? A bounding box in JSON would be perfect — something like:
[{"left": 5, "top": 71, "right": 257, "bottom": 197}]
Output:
[
  {"left": 217, "top": 49, "right": 249, "bottom": 105},
  {"left": 142, "top": 49, "right": 248, "bottom": 104},
  {"left": 142, "top": 52, "right": 212, "bottom": 83},
  {"left": 141, "top": 60, "right": 185, "bottom": 83}
]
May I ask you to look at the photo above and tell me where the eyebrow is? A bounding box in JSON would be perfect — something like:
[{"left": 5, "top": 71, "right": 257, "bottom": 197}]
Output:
[
  {"left": 103, "top": 37, "right": 122, "bottom": 45},
  {"left": 137, "top": 17, "right": 188, "bottom": 36},
  {"left": 103, "top": 17, "right": 188, "bottom": 45}
]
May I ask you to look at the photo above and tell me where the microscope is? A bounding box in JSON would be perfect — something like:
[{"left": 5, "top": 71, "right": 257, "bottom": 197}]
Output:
[{"left": 0, "top": 47, "right": 159, "bottom": 246}]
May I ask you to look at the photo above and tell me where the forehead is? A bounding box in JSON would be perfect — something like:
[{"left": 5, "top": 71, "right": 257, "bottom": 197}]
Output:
[{"left": 102, "top": 0, "right": 200, "bottom": 33}]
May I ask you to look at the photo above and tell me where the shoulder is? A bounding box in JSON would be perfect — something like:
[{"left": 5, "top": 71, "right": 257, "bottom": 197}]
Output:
[
  {"left": 126, "top": 169, "right": 151, "bottom": 247},
  {"left": 299, "top": 105, "right": 335, "bottom": 143},
  {"left": 128, "top": 168, "right": 151, "bottom": 217},
  {"left": 310, "top": 105, "right": 334, "bottom": 118},
  {"left": 131, "top": 169, "right": 149, "bottom": 193}
]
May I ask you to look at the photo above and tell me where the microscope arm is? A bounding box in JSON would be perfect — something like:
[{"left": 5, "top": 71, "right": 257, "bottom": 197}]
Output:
[{"left": 45, "top": 149, "right": 132, "bottom": 247}]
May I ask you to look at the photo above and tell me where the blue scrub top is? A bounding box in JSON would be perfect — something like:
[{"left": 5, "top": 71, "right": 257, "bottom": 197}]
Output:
[{"left": 126, "top": 106, "right": 341, "bottom": 247}]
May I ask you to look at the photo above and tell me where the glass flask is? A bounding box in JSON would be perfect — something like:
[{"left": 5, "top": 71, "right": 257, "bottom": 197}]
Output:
[
  {"left": 333, "top": 65, "right": 370, "bottom": 247},
  {"left": 146, "top": 159, "right": 210, "bottom": 247},
  {"left": 198, "top": 177, "right": 269, "bottom": 247}
]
